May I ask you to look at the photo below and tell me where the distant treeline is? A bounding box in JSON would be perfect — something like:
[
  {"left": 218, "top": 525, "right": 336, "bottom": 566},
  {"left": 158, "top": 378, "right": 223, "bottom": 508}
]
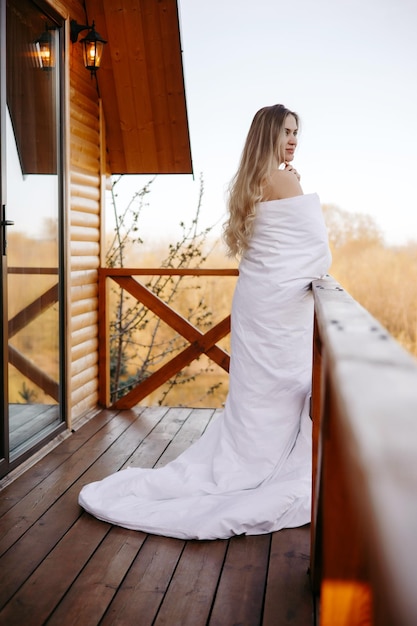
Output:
[{"left": 323, "top": 204, "right": 417, "bottom": 358}]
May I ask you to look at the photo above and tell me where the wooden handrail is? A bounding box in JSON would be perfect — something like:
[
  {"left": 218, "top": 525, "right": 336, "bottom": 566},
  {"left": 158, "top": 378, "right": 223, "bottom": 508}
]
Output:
[
  {"left": 98, "top": 267, "right": 238, "bottom": 408},
  {"left": 311, "top": 275, "right": 417, "bottom": 626},
  {"left": 100, "top": 268, "right": 239, "bottom": 277}
]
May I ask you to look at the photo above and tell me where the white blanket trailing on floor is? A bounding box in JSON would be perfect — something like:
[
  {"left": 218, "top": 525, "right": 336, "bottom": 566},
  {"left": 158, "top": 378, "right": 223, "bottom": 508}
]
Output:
[{"left": 79, "top": 193, "right": 331, "bottom": 539}]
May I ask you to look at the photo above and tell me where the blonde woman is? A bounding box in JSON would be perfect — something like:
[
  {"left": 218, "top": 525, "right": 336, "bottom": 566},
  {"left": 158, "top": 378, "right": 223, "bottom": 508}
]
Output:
[
  {"left": 224, "top": 104, "right": 302, "bottom": 257},
  {"left": 79, "top": 105, "right": 331, "bottom": 540}
]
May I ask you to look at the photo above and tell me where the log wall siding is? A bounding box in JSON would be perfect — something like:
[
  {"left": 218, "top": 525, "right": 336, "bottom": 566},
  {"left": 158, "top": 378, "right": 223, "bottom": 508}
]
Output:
[
  {"left": 68, "top": 11, "right": 103, "bottom": 424},
  {"left": 43, "top": 0, "right": 189, "bottom": 426}
]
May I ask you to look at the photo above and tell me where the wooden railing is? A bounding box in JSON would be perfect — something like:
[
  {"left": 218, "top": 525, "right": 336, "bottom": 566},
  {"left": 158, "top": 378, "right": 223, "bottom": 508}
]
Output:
[
  {"left": 97, "top": 268, "right": 238, "bottom": 408},
  {"left": 98, "top": 268, "right": 417, "bottom": 624},
  {"left": 311, "top": 275, "right": 417, "bottom": 626}
]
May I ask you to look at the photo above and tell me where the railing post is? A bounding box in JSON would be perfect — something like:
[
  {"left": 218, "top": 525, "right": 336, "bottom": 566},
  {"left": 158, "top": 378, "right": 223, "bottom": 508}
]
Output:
[
  {"left": 318, "top": 379, "right": 372, "bottom": 625},
  {"left": 310, "top": 314, "right": 324, "bottom": 598},
  {"left": 98, "top": 268, "right": 110, "bottom": 407},
  {"left": 311, "top": 278, "right": 382, "bottom": 625}
]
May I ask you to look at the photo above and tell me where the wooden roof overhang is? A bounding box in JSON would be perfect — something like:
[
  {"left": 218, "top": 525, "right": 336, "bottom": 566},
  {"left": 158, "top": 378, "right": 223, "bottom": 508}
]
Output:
[{"left": 84, "top": 0, "right": 193, "bottom": 175}]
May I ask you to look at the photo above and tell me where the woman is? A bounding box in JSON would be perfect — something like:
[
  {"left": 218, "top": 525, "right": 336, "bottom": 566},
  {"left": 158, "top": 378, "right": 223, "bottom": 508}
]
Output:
[{"left": 79, "top": 104, "right": 331, "bottom": 540}]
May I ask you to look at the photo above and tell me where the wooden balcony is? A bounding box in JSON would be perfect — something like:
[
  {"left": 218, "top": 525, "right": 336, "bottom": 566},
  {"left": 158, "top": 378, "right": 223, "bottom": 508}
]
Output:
[
  {"left": 0, "top": 406, "right": 311, "bottom": 625},
  {"left": 1, "top": 273, "right": 417, "bottom": 625}
]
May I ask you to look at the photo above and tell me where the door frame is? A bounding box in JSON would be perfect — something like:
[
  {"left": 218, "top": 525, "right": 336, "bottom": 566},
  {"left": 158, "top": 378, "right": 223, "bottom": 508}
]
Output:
[
  {"left": 0, "top": 0, "right": 67, "bottom": 478},
  {"left": 0, "top": 0, "right": 8, "bottom": 476}
]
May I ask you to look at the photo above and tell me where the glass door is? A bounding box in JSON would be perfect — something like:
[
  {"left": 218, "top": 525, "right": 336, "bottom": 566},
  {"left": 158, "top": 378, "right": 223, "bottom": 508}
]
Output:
[{"left": 0, "top": 0, "right": 64, "bottom": 476}]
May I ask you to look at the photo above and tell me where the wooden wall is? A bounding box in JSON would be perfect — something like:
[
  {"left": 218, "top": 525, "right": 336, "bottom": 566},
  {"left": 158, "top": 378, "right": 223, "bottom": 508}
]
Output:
[
  {"left": 66, "top": 0, "right": 103, "bottom": 423},
  {"left": 46, "top": 0, "right": 189, "bottom": 425}
]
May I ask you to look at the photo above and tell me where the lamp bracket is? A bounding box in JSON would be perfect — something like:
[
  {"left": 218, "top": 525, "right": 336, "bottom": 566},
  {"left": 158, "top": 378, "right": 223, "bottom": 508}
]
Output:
[{"left": 70, "top": 19, "right": 91, "bottom": 44}]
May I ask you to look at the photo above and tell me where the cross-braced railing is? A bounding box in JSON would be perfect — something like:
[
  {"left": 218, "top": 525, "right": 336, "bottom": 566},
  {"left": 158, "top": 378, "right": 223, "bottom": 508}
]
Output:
[{"left": 98, "top": 268, "right": 238, "bottom": 409}]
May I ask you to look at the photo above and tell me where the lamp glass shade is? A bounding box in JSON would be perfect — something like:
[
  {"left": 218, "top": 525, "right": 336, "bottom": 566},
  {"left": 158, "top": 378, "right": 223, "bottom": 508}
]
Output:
[
  {"left": 80, "top": 24, "right": 106, "bottom": 74},
  {"left": 82, "top": 39, "right": 104, "bottom": 72}
]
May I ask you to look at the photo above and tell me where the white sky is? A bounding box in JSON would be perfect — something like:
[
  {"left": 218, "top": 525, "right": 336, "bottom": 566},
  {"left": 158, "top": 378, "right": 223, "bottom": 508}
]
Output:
[{"left": 110, "top": 0, "right": 417, "bottom": 247}]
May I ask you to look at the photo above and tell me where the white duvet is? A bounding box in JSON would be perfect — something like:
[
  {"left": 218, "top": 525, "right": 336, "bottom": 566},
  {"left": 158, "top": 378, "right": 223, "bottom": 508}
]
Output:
[{"left": 79, "top": 193, "right": 331, "bottom": 539}]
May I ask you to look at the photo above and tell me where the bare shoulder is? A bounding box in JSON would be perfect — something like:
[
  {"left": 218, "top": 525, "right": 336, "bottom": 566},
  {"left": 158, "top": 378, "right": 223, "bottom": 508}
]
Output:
[{"left": 262, "top": 169, "right": 303, "bottom": 201}]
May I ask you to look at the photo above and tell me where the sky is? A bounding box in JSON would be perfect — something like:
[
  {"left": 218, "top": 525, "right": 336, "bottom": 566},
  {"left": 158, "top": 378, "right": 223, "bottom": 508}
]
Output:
[
  {"left": 114, "top": 0, "right": 417, "bottom": 248},
  {"left": 6, "top": 0, "right": 416, "bottom": 254}
]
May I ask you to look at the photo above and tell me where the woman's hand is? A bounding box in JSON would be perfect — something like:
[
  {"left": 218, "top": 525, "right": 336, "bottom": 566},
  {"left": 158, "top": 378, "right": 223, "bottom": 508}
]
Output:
[
  {"left": 263, "top": 166, "right": 303, "bottom": 201},
  {"left": 284, "top": 162, "right": 301, "bottom": 181}
]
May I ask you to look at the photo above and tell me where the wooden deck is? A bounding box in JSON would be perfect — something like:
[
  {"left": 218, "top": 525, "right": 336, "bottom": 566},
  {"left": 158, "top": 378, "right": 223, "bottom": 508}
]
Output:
[{"left": 0, "top": 406, "right": 313, "bottom": 626}]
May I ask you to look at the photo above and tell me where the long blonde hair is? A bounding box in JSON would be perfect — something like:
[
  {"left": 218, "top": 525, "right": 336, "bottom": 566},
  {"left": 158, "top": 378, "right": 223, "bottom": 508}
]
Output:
[{"left": 223, "top": 104, "right": 299, "bottom": 258}]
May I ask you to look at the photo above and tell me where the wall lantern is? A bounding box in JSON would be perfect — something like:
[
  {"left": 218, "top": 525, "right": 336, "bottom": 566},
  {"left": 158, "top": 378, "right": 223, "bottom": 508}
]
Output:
[
  {"left": 70, "top": 19, "right": 107, "bottom": 76},
  {"left": 35, "top": 26, "right": 55, "bottom": 70}
]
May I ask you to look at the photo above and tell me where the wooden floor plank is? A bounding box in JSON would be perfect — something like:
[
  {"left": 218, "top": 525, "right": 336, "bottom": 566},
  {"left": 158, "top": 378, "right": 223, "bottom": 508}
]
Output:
[
  {"left": 45, "top": 525, "right": 146, "bottom": 626},
  {"left": 100, "top": 534, "right": 185, "bottom": 625},
  {"left": 0, "top": 408, "right": 119, "bottom": 515},
  {"left": 209, "top": 534, "right": 271, "bottom": 626},
  {"left": 263, "top": 525, "right": 313, "bottom": 626},
  {"left": 124, "top": 406, "right": 196, "bottom": 469},
  {"left": 0, "top": 514, "right": 113, "bottom": 626},
  {"left": 154, "top": 539, "right": 228, "bottom": 626},
  {"left": 0, "top": 409, "right": 142, "bottom": 558},
  {"left": 0, "top": 408, "right": 165, "bottom": 607},
  {"left": 0, "top": 406, "right": 177, "bottom": 558},
  {"left": 154, "top": 407, "right": 217, "bottom": 468}
]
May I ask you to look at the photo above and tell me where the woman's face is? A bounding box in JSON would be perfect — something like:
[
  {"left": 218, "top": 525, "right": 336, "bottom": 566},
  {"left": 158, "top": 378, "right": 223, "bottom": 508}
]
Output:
[{"left": 281, "top": 114, "right": 298, "bottom": 163}]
